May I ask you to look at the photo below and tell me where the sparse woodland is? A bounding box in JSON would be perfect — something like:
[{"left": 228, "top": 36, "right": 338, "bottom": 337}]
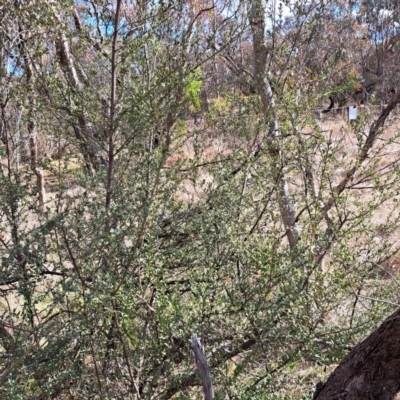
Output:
[{"left": 1, "top": 0, "right": 400, "bottom": 398}]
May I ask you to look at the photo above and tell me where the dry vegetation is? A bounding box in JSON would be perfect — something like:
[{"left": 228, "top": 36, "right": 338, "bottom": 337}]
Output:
[{"left": 2, "top": 0, "right": 400, "bottom": 397}]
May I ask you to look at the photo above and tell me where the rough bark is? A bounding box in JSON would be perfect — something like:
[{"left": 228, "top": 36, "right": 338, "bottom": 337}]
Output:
[{"left": 314, "top": 307, "right": 400, "bottom": 400}]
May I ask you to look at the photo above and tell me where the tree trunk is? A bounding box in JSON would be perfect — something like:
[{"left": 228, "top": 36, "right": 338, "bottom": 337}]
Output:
[
  {"left": 18, "top": 27, "right": 46, "bottom": 212},
  {"left": 28, "top": 121, "right": 46, "bottom": 212},
  {"left": 314, "top": 307, "right": 400, "bottom": 400},
  {"left": 54, "top": 12, "right": 106, "bottom": 174},
  {"left": 249, "top": 0, "right": 300, "bottom": 248}
]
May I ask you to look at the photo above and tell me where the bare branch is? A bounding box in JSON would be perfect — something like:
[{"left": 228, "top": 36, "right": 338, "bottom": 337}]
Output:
[{"left": 192, "top": 334, "right": 214, "bottom": 400}]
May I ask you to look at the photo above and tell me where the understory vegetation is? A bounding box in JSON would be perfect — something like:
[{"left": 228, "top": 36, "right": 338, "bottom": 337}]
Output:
[{"left": 1, "top": 0, "right": 400, "bottom": 398}]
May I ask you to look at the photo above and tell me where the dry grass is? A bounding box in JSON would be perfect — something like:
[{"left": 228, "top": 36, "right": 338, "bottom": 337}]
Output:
[{"left": 163, "top": 112, "right": 400, "bottom": 277}]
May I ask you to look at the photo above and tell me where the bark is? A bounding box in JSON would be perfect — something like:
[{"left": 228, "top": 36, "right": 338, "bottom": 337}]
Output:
[
  {"left": 314, "top": 307, "right": 400, "bottom": 400},
  {"left": 18, "top": 27, "right": 46, "bottom": 212},
  {"left": 249, "top": 0, "right": 300, "bottom": 248},
  {"left": 105, "top": 0, "right": 122, "bottom": 208},
  {"left": 53, "top": 9, "right": 107, "bottom": 174},
  {"left": 28, "top": 121, "right": 46, "bottom": 212},
  {"left": 192, "top": 334, "right": 214, "bottom": 400}
]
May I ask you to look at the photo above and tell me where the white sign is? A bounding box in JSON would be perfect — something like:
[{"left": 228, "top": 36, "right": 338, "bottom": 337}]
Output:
[{"left": 349, "top": 106, "right": 358, "bottom": 120}]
